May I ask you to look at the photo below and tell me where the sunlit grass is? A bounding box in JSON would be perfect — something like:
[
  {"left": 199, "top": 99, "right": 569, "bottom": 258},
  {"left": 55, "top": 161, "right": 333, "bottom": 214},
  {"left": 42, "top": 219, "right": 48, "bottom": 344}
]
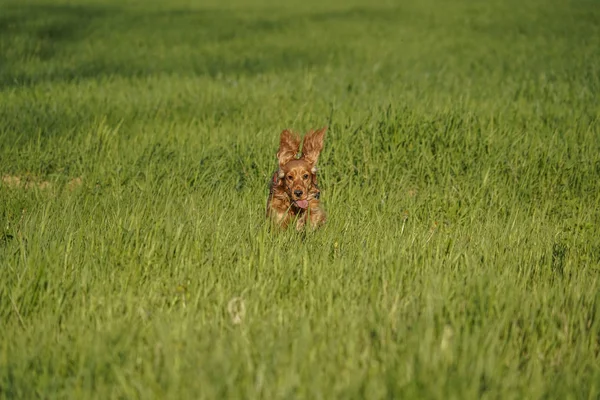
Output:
[{"left": 1, "top": 0, "right": 599, "bottom": 398}]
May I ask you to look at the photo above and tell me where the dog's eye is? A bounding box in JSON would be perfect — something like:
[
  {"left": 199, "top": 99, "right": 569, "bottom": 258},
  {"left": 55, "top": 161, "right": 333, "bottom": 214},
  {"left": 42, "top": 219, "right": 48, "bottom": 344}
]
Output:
[
  {"left": 287, "top": 175, "right": 293, "bottom": 181},
  {"left": 303, "top": 174, "right": 309, "bottom": 179}
]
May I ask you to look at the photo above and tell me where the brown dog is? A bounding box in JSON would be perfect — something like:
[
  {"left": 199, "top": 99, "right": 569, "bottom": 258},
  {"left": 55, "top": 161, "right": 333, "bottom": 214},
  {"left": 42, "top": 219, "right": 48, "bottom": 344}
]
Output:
[{"left": 266, "top": 128, "right": 327, "bottom": 230}]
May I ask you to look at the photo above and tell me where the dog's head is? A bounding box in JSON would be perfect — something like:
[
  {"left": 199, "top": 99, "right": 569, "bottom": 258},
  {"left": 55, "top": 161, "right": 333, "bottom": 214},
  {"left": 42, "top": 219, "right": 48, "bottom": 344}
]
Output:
[{"left": 276, "top": 127, "right": 326, "bottom": 209}]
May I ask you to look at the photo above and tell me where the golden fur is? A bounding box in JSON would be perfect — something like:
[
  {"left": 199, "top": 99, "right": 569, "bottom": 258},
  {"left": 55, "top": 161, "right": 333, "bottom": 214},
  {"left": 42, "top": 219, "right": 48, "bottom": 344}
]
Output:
[{"left": 266, "top": 128, "right": 327, "bottom": 230}]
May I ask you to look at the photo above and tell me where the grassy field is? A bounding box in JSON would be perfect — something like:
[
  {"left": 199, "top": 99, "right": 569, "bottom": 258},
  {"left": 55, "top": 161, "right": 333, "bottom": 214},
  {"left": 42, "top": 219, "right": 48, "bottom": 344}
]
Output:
[{"left": 1, "top": 0, "right": 600, "bottom": 398}]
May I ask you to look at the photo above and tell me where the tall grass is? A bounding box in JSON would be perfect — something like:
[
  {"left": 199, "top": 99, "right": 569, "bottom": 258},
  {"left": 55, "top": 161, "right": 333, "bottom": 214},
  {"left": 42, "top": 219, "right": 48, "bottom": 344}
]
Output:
[{"left": 1, "top": 0, "right": 599, "bottom": 398}]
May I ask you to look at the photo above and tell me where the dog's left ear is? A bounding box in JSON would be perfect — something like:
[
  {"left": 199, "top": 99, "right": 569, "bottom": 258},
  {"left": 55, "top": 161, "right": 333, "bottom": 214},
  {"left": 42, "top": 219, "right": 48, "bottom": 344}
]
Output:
[
  {"left": 301, "top": 127, "right": 326, "bottom": 170},
  {"left": 277, "top": 129, "right": 301, "bottom": 176}
]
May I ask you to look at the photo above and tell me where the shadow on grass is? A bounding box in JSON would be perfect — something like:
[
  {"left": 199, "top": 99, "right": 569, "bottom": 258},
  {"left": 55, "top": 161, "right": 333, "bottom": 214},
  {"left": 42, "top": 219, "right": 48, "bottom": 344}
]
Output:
[
  {"left": 0, "top": 3, "right": 401, "bottom": 88},
  {"left": 0, "top": 4, "right": 108, "bottom": 73}
]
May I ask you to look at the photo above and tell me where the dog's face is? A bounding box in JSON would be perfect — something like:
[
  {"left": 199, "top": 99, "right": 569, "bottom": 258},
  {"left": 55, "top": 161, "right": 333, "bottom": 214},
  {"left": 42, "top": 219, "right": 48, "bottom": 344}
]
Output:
[
  {"left": 280, "top": 159, "right": 314, "bottom": 207},
  {"left": 276, "top": 128, "right": 326, "bottom": 209}
]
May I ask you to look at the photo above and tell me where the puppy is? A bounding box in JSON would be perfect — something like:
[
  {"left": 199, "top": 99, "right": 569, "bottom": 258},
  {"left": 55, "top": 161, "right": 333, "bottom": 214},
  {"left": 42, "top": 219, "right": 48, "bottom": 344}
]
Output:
[{"left": 266, "top": 128, "right": 327, "bottom": 231}]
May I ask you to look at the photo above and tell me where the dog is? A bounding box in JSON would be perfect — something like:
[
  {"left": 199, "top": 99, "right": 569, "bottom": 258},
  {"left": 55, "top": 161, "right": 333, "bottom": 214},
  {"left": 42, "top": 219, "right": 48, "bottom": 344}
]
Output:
[{"left": 266, "top": 128, "right": 327, "bottom": 230}]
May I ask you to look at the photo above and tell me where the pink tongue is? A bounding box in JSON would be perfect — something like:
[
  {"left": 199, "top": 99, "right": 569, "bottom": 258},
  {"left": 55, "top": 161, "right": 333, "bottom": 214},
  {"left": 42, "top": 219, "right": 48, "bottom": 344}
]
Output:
[{"left": 296, "top": 200, "right": 308, "bottom": 209}]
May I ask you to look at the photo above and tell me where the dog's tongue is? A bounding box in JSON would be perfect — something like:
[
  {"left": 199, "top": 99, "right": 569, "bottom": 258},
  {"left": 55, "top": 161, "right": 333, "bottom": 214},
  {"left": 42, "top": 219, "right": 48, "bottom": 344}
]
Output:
[{"left": 296, "top": 200, "right": 309, "bottom": 209}]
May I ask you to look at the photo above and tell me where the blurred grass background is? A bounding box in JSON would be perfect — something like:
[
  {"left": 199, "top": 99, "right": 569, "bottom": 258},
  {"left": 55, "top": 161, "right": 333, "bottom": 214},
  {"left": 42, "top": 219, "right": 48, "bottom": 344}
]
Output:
[{"left": 1, "top": 0, "right": 599, "bottom": 398}]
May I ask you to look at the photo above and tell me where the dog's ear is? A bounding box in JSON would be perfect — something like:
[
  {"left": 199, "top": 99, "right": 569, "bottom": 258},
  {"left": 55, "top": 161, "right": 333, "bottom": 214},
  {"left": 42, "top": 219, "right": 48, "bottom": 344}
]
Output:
[
  {"left": 277, "top": 129, "right": 301, "bottom": 170},
  {"left": 301, "top": 127, "right": 326, "bottom": 168}
]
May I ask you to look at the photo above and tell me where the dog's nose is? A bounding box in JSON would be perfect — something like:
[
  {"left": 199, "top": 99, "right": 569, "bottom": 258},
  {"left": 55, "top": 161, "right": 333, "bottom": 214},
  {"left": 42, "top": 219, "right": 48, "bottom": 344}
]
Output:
[{"left": 293, "top": 190, "right": 303, "bottom": 198}]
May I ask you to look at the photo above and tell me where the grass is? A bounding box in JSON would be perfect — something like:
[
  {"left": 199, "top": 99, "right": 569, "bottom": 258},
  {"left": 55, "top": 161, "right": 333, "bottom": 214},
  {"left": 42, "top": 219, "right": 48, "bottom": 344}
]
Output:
[{"left": 1, "top": 0, "right": 599, "bottom": 398}]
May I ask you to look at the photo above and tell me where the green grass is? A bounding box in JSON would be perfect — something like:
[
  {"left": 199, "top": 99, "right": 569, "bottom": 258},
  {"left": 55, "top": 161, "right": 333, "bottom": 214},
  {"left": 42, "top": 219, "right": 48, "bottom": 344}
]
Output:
[{"left": 1, "top": 0, "right": 599, "bottom": 398}]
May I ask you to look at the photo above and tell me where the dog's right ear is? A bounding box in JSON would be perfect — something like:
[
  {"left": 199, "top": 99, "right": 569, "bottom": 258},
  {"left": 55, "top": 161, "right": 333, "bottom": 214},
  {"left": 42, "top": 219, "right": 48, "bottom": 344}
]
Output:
[
  {"left": 301, "top": 127, "right": 326, "bottom": 169},
  {"left": 277, "top": 129, "right": 300, "bottom": 171}
]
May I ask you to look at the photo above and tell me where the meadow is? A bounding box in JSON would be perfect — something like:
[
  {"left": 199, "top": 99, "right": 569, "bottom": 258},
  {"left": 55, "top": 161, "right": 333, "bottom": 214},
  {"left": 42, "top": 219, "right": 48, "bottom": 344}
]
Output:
[{"left": 1, "top": 0, "right": 599, "bottom": 398}]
